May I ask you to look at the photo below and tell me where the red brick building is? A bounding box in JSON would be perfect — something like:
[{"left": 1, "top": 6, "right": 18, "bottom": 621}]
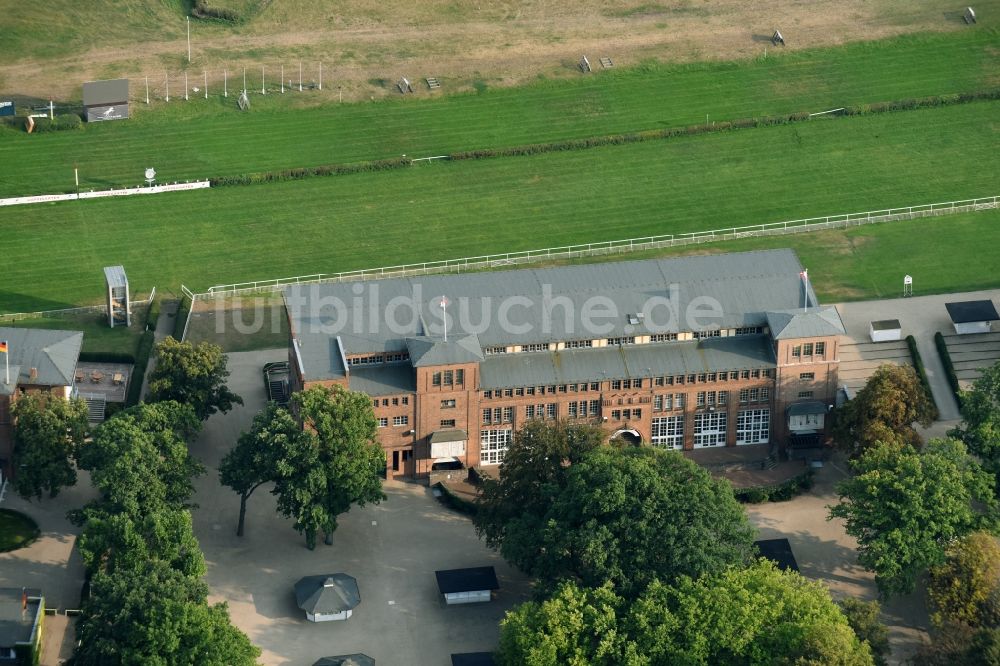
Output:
[
  {"left": 0, "top": 327, "right": 83, "bottom": 482},
  {"left": 284, "top": 250, "right": 844, "bottom": 479}
]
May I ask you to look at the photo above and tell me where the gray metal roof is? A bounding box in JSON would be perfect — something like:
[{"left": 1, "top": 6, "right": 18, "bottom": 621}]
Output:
[
  {"left": 430, "top": 429, "right": 467, "bottom": 443},
  {"left": 286, "top": 249, "right": 812, "bottom": 381},
  {"left": 787, "top": 400, "right": 828, "bottom": 416},
  {"left": 479, "top": 335, "right": 775, "bottom": 389},
  {"left": 0, "top": 327, "right": 83, "bottom": 396},
  {"left": 347, "top": 364, "right": 415, "bottom": 396},
  {"left": 314, "top": 656, "right": 375, "bottom": 666},
  {"left": 0, "top": 588, "right": 42, "bottom": 647},
  {"left": 946, "top": 300, "right": 999, "bottom": 324},
  {"left": 765, "top": 307, "right": 845, "bottom": 340},
  {"left": 406, "top": 335, "right": 483, "bottom": 367},
  {"left": 294, "top": 574, "right": 360, "bottom": 614},
  {"left": 103, "top": 265, "right": 128, "bottom": 289},
  {"left": 82, "top": 78, "right": 129, "bottom": 106}
]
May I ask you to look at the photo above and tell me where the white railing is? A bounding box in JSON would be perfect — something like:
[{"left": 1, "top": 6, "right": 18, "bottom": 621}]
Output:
[
  {"left": 0, "top": 181, "right": 210, "bottom": 207},
  {"left": 0, "top": 289, "right": 155, "bottom": 322},
  {"left": 200, "top": 195, "right": 999, "bottom": 298}
]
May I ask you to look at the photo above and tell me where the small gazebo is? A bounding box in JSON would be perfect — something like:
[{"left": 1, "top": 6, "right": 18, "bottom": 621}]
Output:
[
  {"left": 294, "top": 574, "right": 361, "bottom": 622},
  {"left": 313, "top": 655, "right": 375, "bottom": 666}
]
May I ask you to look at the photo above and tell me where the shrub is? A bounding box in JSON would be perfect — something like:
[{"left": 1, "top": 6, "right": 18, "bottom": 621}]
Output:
[
  {"left": 935, "top": 331, "right": 963, "bottom": 408},
  {"left": 146, "top": 297, "right": 161, "bottom": 332},
  {"left": 734, "top": 469, "right": 814, "bottom": 503},
  {"left": 173, "top": 295, "right": 191, "bottom": 341},
  {"left": 124, "top": 330, "right": 155, "bottom": 407},
  {"left": 434, "top": 482, "right": 478, "bottom": 516},
  {"left": 906, "top": 334, "right": 940, "bottom": 419}
]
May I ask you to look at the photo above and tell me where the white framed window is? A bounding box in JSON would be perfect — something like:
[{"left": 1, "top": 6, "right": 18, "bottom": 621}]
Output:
[
  {"left": 482, "top": 408, "right": 492, "bottom": 424},
  {"left": 546, "top": 403, "right": 557, "bottom": 419},
  {"left": 736, "top": 409, "right": 770, "bottom": 445},
  {"left": 440, "top": 419, "right": 456, "bottom": 428},
  {"left": 525, "top": 405, "right": 536, "bottom": 419},
  {"left": 650, "top": 333, "right": 677, "bottom": 342},
  {"left": 503, "top": 406, "right": 514, "bottom": 423},
  {"left": 393, "top": 415, "right": 408, "bottom": 427},
  {"left": 378, "top": 417, "right": 388, "bottom": 428},
  {"left": 589, "top": 400, "right": 600, "bottom": 416},
  {"left": 607, "top": 336, "right": 636, "bottom": 346},
  {"left": 480, "top": 429, "right": 512, "bottom": 465},
  {"left": 521, "top": 343, "right": 548, "bottom": 352},
  {"left": 565, "top": 340, "right": 592, "bottom": 349},
  {"left": 693, "top": 412, "right": 728, "bottom": 448},
  {"left": 568, "top": 402, "right": 578, "bottom": 418},
  {"left": 651, "top": 416, "right": 684, "bottom": 449}
]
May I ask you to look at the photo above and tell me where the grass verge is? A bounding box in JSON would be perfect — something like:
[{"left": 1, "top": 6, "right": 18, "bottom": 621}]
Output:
[{"left": 0, "top": 509, "right": 41, "bottom": 552}]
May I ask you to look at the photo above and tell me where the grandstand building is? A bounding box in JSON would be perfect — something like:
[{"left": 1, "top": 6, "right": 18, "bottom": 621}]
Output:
[{"left": 284, "top": 250, "right": 844, "bottom": 479}]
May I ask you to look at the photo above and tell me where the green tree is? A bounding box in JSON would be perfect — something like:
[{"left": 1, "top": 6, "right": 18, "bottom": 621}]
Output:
[
  {"left": 475, "top": 420, "right": 604, "bottom": 564},
  {"left": 147, "top": 337, "right": 243, "bottom": 420},
  {"left": 10, "top": 392, "right": 88, "bottom": 500},
  {"left": 485, "top": 440, "right": 755, "bottom": 598},
  {"left": 75, "top": 401, "right": 205, "bottom": 520},
  {"left": 74, "top": 560, "right": 260, "bottom": 666},
  {"left": 272, "top": 386, "right": 386, "bottom": 549},
  {"left": 220, "top": 403, "right": 310, "bottom": 537},
  {"left": 831, "top": 364, "right": 936, "bottom": 457},
  {"left": 829, "top": 439, "right": 998, "bottom": 596},
  {"left": 625, "top": 562, "right": 873, "bottom": 666},
  {"left": 77, "top": 508, "right": 206, "bottom": 578},
  {"left": 838, "top": 598, "right": 891, "bottom": 666},
  {"left": 950, "top": 360, "right": 1000, "bottom": 495},
  {"left": 496, "top": 563, "right": 873, "bottom": 666},
  {"left": 496, "top": 581, "right": 627, "bottom": 666},
  {"left": 928, "top": 531, "right": 1000, "bottom": 629}
]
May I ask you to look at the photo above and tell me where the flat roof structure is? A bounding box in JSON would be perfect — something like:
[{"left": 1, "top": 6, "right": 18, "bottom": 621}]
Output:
[
  {"left": 870, "top": 319, "right": 902, "bottom": 332},
  {"left": 435, "top": 567, "right": 499, "bottom": 595},
  {"left": 451, "top": 654, "right": 495, "bottom": 666},
  {"left": 0, "top": 588, "right": 43, "bottom": 654},
  {"left": 946, "top": 300, "right": 999, "bottom": 324}
]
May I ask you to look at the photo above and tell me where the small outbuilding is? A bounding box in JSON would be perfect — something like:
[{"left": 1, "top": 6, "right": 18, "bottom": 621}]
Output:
[
  {"left": 451, "top": 653, "right": 495, "bottom": 666},
  {"left": 754, "top": 539, "right": 800, "bottom": 572},
  {"left": 869, "top": 319, "right": 902, "bottom": 343},
  {"left": 435, "top": 567, "right": 499, "bottom": 605},
  {"left": 946, "top": 300, "right": 999, "bottom": 335},
  {"left": 294, "top": 574, "right": 360, "bottom": 622},
  {"left": 313, "top": 655, "right": 375, "bottom": 666}
]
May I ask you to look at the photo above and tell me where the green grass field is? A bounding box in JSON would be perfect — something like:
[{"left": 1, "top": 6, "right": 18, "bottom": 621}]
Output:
[
  {"left": 1, "top": 101, "right": 997, "bottom": 313},
  {"left": 6, "top": 311, "right": 148, "bottom": 356},
  {"left": 1, "top": 29, "right": 997, "bottom": 196}
]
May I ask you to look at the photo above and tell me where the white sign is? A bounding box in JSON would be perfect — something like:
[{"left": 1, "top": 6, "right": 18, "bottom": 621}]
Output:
[
  {"left": 903, "top": 275, "right": 913, "bottom": 285},
  {"left": 430, "top": 439, "right": 466, "bottom": 458}
]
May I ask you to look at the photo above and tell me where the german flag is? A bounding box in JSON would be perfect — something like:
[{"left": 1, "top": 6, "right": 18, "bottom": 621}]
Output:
[{"left": 0, "top": 341, "right": 7, "bottom": 354}]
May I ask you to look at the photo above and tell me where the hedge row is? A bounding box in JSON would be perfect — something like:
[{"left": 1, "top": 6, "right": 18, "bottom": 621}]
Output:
[
  {"left": 906, "top": 335, "right": 941, "bottom": 420},
  {"left": 78, "top": 351, "right": 136, "bottom": 364},
  {"left": 207, "top": 88, "right": 1000, "bottom": 189},
  {"left": 734, "top": 469, "right": 814, "bottom": 504},
  {"left": 173, "top": 295, "right": 192, "bottom": 341},
  {"left": 191, "top": 0, "right": 242, "bottom": 22},
  {"left": 209, "top": 157, "right": 411, "bottom": 187},
  {"left": 935, "top": 332, "right": 964, "bottom": 409},
  {"left": 146, "top": 298, "right": 161, "bottom": 332},
  {"left": 30, "top": 113, "right": 83, "bottom": 133},
  {"left": 124, "top": 331, "right": 155, "bottom": 407},
  {"left": 433, "top": 482, "right": 479, "bottom": 516}
]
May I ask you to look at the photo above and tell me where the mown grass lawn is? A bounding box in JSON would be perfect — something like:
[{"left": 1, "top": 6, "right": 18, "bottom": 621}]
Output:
[
  {"left": 0, "top": 29, "right": 997, "bottom": 196},
  {"left": 5, "top": 311, "right": 148, "bottom": 356},
  {"left": 0, "top": 101, "right": 996, "bottom": 313},
  {"left": 0, "top": 509, "right": 41, "bottom": 553}
]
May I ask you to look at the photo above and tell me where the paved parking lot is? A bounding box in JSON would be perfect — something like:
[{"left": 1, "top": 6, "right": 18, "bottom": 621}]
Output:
[{"left": 190, "top": 351, "right": 532, "bottom": 666}]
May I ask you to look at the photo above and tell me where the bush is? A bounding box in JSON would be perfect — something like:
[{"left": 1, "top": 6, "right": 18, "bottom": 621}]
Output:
[
  {"left": 30, "top": 113, "right": 82, "bottom": 133},
  {"left": 173, "top": 295, "right": 191, "bottom": 341},
  {"left": 935, "top": 331, "right": 963, "bottom": 408},
  {"left": 734, "top": 469, "right": 814, "bottom": 503},
  {"left": 146, "top": 298, "right": 161, "bottom": 332},
  {"left": 124, "top": 331, "right": 155, "bottom": 407},
  {"left": 434, "top": 482, "right": 478, "bottom": 516},
  {"left": 906, "top": 334, "right": 940, "bottom": 419}
]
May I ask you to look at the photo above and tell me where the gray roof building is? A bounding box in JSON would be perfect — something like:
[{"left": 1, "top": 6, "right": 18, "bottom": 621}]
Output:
[
  {"left": 0, "top": 588, "right": 43, "bottom": 658},
  {"left": 766, "top": 307, "right": 846, "bottom": 340},
  {"left": 0, "top": 327, "right": 83, "bottom": 396},
  {"left": 286, "top": 249, "right": 815, "bottom": 383}
]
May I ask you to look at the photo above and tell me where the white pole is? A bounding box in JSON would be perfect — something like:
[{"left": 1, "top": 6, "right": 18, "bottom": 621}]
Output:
[
  {"left": 802, "top": 270, "right": 809, "bottom": 312},
  {"left": 74, "top": 166, "right": 79, "bottom": 188},
  {"left": 339, "top": 86, "right": 342, "bottom": 103},
  {"left": 187, "top": 16, "right": 191, "bottom": 62},
  {"left": 184, "top": 72, "right": 188, "bottom": 100},
  {"left": 243, "top": 68, "right": 247, "bottom": 94},
  {"left": 49, "top": 100, "right": 53, "bottom": 120},
  {"left": 224, "top": 69, "right": 228, "bottom": 97},
  {"left": 166, "top": 75, "right": 170, "bottom": 101},
  {"left": 319, "top": 63, "right": 322, "bottom": 90},
  {"left": 204, "top": 71, "right": 208, "bottom": 99},
  {"left": 441, "top": 297, "right": 448, "bottom": 342},
  {"left": 299, "top": 62, "right": 302, "bottom": 92},
  {"left": 145, "top": 76, "right": 149, "bottom": 104},
  {"left": 281, "top": 65, "right": 284, "bottom": 93},
  {"left": 261, "top": 66, "right": 265, "bottom": 94}
]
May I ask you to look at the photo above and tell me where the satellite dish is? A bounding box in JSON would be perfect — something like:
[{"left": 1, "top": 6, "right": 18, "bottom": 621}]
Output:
[{"left": 145, "top": 168, "right": 156, "bottom": 180}]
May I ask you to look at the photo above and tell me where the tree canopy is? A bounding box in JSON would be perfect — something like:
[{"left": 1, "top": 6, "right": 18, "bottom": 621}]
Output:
[
  {"left": 477, "top": 427, "right": 754, "bottom": 598},
  {"left": 272, "top": 385, "right": 386, "bottom": 549},
  {"left": 496, "top": 562, "right": 874, "bottom": 666},
  {"left": 73, "top": 560, "right": 260, "bottom": 666},
  {"left": 147, "top": 337, "right": 243, "bottom": 420},
  {"left": 220, "top": 402, "right": 311, "bottom": 536},
  {"left": 928, "top": 531, "right": 1000, "bottom": 630},
  {"left": 950, "top": 360, "right": 1000, "bottom": 496},
  {"left": 77, "top": 508, "right": 205, "bottom": 579},
  {"left": 829, "top": 439, "right": 999, "bottom": 596},
  {"left": 831, "top": 364, "right": 936, "bottom": 457},
  {"left": 10, "top": 392, "right": 88, "bottom": 500}
]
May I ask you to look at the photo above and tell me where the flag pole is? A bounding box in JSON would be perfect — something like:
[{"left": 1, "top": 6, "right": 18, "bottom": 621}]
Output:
[
  {"left": 441, "top": 297, "right": 448, "bottom": 342},
  {"left": 801, "top": 269, "right": 809, "bottom": 312}
]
